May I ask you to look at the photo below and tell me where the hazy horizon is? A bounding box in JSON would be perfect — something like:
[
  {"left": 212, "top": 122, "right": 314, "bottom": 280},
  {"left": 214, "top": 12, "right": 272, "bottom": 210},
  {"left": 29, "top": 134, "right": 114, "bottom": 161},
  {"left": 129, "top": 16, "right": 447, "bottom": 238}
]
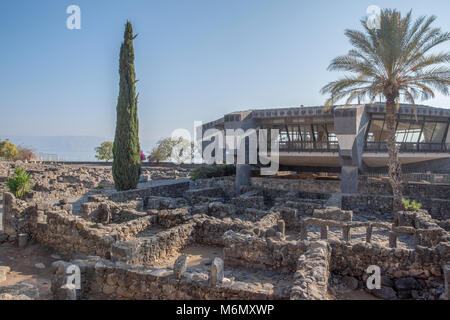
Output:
[{"left": 0, "top": 135, "right": 158, "bottom": 161}]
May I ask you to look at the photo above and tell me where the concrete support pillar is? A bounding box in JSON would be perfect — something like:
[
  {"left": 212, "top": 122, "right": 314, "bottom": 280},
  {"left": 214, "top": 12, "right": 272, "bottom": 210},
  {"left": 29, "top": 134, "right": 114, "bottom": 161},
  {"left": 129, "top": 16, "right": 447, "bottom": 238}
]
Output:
[
  {"left": 341, "top": 166, "right": 358, "bottom": 194},
  {"left": 235, "top": 164, "right": 250, "bottom": 196}
]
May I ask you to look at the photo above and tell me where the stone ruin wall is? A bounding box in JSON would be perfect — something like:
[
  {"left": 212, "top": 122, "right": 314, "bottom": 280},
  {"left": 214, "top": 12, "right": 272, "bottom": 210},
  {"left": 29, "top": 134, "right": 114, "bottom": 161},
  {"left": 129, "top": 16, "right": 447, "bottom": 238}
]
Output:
[
  {"left": 52, "top": 257, "right": 287, "bottom": 300},
  {"left": 248, "top": 177, "right": 450, "bottom": 221},
  {"left": 2, "top": 174, "right": 450, "bottom": 300}
]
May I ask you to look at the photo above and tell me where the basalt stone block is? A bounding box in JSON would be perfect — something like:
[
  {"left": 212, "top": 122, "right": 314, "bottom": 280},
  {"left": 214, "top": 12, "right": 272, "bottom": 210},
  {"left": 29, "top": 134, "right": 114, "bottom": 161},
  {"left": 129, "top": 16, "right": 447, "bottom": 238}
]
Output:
[
  {"left": 0, "top": 232, "right": 8, "bottom": 244},
  {"left": 394, "top": 277, "right": 421, "bottom": 291},
  {"left": 444, "top": 265, "right": 450, "bottom": 300},
  {"left": 371, "top": 286, "right": 397, "bottom": 299},
  {"left": 343, "top": 276, "right": 359, "bottom": 290},
  {"left": 0, "top": 266, "right": 10, "bottom": 283},
  {"left": 210, "top": 257, "right": 224, "bottom": 286},
  {"left": 54, "top": 284, "right": 77, "bottom": 300},
  {"left": 173, "top": 255, "right": 188, "bottom": 280},
  {"left": 313, "top": 207, "right": 353, "bottom": 222},
  {"left": 277, "top": 220, "right": 285, "bottom": 235},
  {"left": 18, "top": 233, "right": 28, "bottom": 248}
]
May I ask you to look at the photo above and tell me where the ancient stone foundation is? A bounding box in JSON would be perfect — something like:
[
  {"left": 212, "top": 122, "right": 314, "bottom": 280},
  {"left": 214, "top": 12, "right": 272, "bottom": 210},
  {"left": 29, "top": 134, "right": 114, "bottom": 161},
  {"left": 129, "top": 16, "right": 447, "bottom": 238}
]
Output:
[{"left": 1, "top": 166, "right": 449, "bottom": 300}]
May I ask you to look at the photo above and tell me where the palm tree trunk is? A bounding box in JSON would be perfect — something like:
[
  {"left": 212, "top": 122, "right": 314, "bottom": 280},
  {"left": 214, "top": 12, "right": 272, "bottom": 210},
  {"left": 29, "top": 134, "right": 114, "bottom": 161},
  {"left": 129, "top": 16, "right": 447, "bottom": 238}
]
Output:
[{"left": 385, "top": 97, "right": 403, "bottom": 225}]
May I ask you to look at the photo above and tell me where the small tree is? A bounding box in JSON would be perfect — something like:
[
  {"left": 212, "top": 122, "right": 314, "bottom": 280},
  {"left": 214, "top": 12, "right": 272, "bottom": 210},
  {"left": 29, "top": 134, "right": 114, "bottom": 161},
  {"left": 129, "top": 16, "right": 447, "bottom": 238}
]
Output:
[
  {"left": 149, "top": 137, "right": 180, "bottom": 163},
  {"left": 7, "top": 168, "right": 31, "bottom": 199},
  {"left": 171, "top": 138, "right": 192, "bottom": 164},
  {"left": 95, "top": 141, "right": 114, "bottom": 162},
  {"left": 16, "top": 146, "right": 34, "bottom": 162},
  {"left": 0, "top": 140, "right": 18, "bottom": 160}
]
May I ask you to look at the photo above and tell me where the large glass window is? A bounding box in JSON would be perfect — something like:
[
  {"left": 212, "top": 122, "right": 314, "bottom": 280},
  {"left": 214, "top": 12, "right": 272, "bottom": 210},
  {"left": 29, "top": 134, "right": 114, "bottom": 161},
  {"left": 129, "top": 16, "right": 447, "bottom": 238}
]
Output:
[
  {"left": 404, "top": 123, "right": 422, "bottom": 143},
  {"left": 367, "top": 120, "right": 385, "bottom": 142},
  {"left": 275, "top": 122, "right": 335, "bottom": 150},
  {"left": 431, "top": 123, "right": 447, "bottom": 143},
  {"left": 312, "top": 124, "right": 328, "bottom": 142},
  {"left": 327, "top": 123, "right": 337, "bottom": 142},
  {"left": 365, "top": 115, "right": 449, "bottom": 152},
  {"left": 299, "top": 125, "right": 313, "bottom": 141},
  {"left": 447, "top": 128, "right": 450, "bottom": 145},
  {"left": 421, "top": 122, "right": 447, "bottom": 143},
  {"left": 395, "top": 122, "right": 410, "bottom": 142}
]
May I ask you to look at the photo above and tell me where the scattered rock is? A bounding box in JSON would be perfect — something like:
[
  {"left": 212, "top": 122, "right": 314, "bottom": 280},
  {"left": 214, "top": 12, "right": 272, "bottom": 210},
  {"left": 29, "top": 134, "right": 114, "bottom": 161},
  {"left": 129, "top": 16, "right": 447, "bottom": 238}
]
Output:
[
  {"left": 343, "top": 276, "right": 359, "bottom": 290},
  {"left": 210, "top": 257, "right": 224, "bottom": 286},
  {"left": 173, "top": 255, "right": 187, "bottom": 280},
  {"left": 0, "top": 281, "right": 39, "bottom": 299},
  {"left": 371, "top": 286, "right": 397, "bottom": 299},
  {"left": 34, "top": 263, "right": 46, "bottom": 269},
  {"left": 394, "top": 277, "right": 421, "bottom": 291}
]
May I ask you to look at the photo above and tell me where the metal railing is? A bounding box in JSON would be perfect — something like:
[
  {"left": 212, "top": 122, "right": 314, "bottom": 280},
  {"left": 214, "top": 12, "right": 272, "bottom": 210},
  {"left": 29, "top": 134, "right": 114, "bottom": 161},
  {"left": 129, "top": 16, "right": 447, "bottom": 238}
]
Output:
[
  {"left": 364, "top": 142, "right": 449, "bottom": 153},
  {"left": 279, "top": 141, "right": 339, "bottom": 152}
]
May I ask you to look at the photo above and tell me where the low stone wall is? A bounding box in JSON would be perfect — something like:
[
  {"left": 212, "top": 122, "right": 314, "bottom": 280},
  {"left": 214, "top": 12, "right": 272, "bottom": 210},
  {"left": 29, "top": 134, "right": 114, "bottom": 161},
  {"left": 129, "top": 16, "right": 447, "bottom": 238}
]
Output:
[
  {"left": 290, "top": 241, "right": 331, "bottom": 300},
  {"left": 81, "top": 200, "right": 145, "bottom": 223},
  {"left": 145, "top": 196, "right": 187, "bottom": 210},
  {"left": 342, "top": 193, "right": 450, "bottom": 220},
  {"left": 190, "top": 177, "right": 235, "bottom": 199},
  {"left": 232, "top": 195, "right": 265, "bottom": 211},
  {"left": 51, "top": 257, "right": 287, "bottom": 300},
  {"left": 274, "top": 199, "right": 324, "bottom": 217},
  {"left": 185, "top": 187, "right": 225, "bottom": 204},
  {"left": 424, "top": 198, "right": 450, "bottom": 220},
  {"left": 2, "top": 192, "right": 28, "bottom": 235},
  {"left": 250, "top": 177, "right": 340, "bottom": 193},
  {"left": 342, "top": 194, "right": 393, "bottom": 216},
  {"left": 403, "top": 173, "right": 450, "bottom": 184},
  {"left": 330, "top": 240, "right": 449, "bottom": 299},
  {"left": 359, "top": 177, "right": 450, "bottom": 199},
  {"left": 108, "top": 181, "right": 190, "bottom": 202},
  {"left": 204, "top": 202, "right": 268, "bottom": 222},
  {"left": 3, "top": 192, "right": 156, "bottom": 257},
  {"left": 223, "top": 231, "right": 306, "bottom": 272},
  {"left": 272, "top": 207, "right": 297, "bottom": 229},
  {"left": 156, "top": 207, "right": 190, "bottom": 228},
  {"left": 112, "top": 223, "right": 196, "bottom": 266},
  {"left": 32, "top": 210, "right": 155, "bottom": 257},
  {"left": 249, "top": 177, "right": 450, "bottom": 204},
  {"left": 194, "top": 216, "right": 257, "bottom": 246}
]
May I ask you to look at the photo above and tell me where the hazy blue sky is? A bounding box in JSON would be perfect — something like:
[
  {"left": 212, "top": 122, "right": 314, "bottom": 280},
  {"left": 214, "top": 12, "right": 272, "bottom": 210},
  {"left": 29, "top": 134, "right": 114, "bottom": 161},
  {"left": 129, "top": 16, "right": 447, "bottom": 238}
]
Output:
[{"left": 1, "top": 0, "right": 449, "bottom": 143}]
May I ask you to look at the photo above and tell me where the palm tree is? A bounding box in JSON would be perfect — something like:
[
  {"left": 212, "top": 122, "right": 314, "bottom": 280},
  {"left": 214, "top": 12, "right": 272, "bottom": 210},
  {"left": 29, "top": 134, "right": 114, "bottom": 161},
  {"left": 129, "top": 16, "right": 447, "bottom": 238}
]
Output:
[{"left": 321, "top": 9, "right": 450, "bottom": 223}]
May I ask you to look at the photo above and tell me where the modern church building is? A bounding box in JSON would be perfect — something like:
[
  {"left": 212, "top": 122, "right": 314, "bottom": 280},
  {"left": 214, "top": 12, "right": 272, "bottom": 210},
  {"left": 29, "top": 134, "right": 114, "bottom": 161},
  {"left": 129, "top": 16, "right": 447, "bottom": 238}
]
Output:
[{"left": 200, "top": 103, "right": 450, "bottom": 193}]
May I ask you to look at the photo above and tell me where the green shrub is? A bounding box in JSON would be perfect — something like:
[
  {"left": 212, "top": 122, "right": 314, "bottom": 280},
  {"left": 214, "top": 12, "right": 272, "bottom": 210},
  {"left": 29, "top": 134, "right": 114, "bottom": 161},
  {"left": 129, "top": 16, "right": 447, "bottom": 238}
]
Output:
[
  {"left": 190, "top": 164, "right": 236, "bottom": 181},
  {"left": 7, "top": 168, "right": 31, "bottom": 199},
  {"left": 402, "top": 198, "right": 422, "bottom": 211}
]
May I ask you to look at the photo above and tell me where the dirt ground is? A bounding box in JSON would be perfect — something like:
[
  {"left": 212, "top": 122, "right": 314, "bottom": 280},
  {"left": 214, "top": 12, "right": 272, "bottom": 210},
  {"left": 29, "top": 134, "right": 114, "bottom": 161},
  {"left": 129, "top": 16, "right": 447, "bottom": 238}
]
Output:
[{"left": 0, "top": 242, "right": 59, "bottom": 300}]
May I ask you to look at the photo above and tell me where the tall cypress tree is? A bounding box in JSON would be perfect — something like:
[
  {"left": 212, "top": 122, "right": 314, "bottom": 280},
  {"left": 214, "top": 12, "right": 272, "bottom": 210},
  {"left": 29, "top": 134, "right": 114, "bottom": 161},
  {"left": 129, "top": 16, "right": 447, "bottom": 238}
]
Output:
[{"left": 112, "top": 21, "right": 141, "bottom": 191}]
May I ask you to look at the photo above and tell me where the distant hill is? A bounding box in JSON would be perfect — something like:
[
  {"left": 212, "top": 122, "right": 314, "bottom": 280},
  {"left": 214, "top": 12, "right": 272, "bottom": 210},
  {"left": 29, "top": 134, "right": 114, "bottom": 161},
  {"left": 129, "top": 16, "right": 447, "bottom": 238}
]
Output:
[{"left": 0, "top": 136, "right": 157, "bottom": 161}]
